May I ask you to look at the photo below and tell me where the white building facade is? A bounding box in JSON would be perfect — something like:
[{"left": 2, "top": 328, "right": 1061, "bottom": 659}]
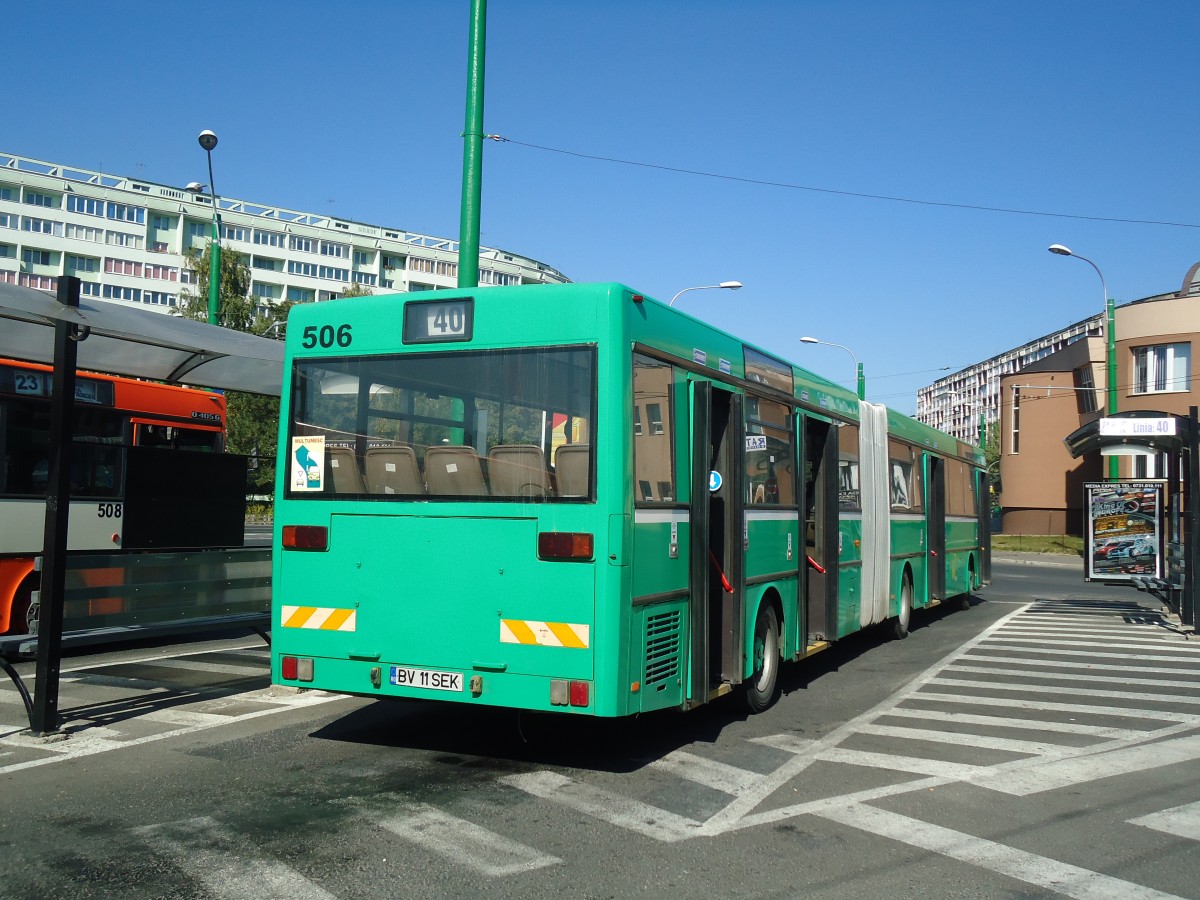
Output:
[{"left": 0, "top": 151, "right": 569, "bottom": 312}]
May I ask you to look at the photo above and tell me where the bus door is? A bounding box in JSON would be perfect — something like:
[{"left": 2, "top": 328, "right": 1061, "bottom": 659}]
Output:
[
  {"left": 687, "top": 380, "right": 745, "bottom": 704},
  {"left": 801, "top": 413, "right": 838, "bottom": 643},
  {"left": 927, "top": 455, "right": 946, "bottom": 601}
]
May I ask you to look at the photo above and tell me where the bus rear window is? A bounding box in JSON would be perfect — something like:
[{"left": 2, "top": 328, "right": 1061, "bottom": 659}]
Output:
[{"left": 286, "top": 346, "right": 595, "bottom": 501}]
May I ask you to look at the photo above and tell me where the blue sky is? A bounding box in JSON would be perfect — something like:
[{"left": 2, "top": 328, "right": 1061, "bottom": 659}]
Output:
[{"left": 10, "top": 1, "right": 1199, "bottom": 412}]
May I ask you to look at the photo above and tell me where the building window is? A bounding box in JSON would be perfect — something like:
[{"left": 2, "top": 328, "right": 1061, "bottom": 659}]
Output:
[
  {"left": 253, "top": 281, "right": 282, "bottom": 300},
  {"left": 318, "top": 265, "right": 348, "bottom": 282},
  {"left": 79, "top": 281, "right": 102, "bottom": 297},
  {"left": 1010, "top": 387, "right": 1020, "bottom": 455},
  {"left": 254, "top": 229, "right": 286, "bottom": 247},
  {"left": 105, "top": 201, "right": 146, "bottom": 224},
  {"left": 67, "top": 195, "right": 104, "bottom": 217},
  {"left": 287, "top": 286, "right": 315, "bottom": 303},
  {"left": 220, "top": 223, "right": 249, "bottom": 242},
  {"left": 0, "top": 244, "right": 13, "bottom": 259},
  {"left": 105, "top": 257, "right": 143, "bottom": 277},
  {"left": 289, "top": 236, "right": 315, "bottom": 253},
  {"left": 151, "top": 214, "right": 174, "bottom": 230},
  {"left": 22, "top": 248, "right": 52, "bottom": 266},
  {"left": 253, "top": 256, "right": 283, "bottom": 272},
  {"left": 19, "top": 273, "right": 56, "bottom": 291},
  {"left": 0, "top": 186, "right": 13, "bottom": 202},
  {"left": 144, "top": 264, "right": 178, "bottom": 281},
  {"left": 288, "top": 260, "right": 318, "bottom": 278},
  {"left": 353, "top": 249, "right": 373, "bottom": 267},
  {"left": 185, "top": 220, "right": 210, "bottom": 240},
  {"left": 144, "top": 290, "right": 176, "bottom": 307},
  {"left": 436, "top": 260, "right": 457, "bottom": 277},
  {"left": 633, "top": 405, "right": 642, "bottom": 435},
  {"left": 102, "top": 284, "right": 141, "bottom": 303},
  {"left": 409, "top": 256, "right": 435, "bottom": 274},
  {"left": 382, "top": 253, "right": 406, "bottom": 270},
  {"left": 319, "top": 240, "right": 348, "bottom": 258},
  {"left": 352, "top": 271, "right": 376, "bottom": 286},
  {"left": 66, "top": 254, "right": 99, "bottom": 273},
  {"left": 24, "top": 190, "right": 57, "bottom": 208},
  {"left": 22, "top": 216, "right": 62, "bottom": 236},
  {"left": 1074, "top": 365, "right": 1098, "bottom": 414},
  {"left": 1133, "top": 343, "right": 1190, "bottom": 394},
  {"left": 106, "top": 231, "right": 143, "bottom": 250},
  {"left": 647, "top": 403, "right": 664, "bottom": 435},
  {"left": 0, "top": 212, "right": 19, "bottom": 230}
]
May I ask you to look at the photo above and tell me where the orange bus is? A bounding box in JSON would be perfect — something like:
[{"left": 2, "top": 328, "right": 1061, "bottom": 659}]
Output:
[{"left": 0, "top": 357, "right": 248, "bottom": 636}]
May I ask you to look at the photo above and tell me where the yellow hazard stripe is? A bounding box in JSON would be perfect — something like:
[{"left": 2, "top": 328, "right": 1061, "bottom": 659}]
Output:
[
  {"left": 281, "top": 605, "right": 357, "bottom": 632},
  {"left": 500, "top": 619, "right": 589, "bottom": 648}
]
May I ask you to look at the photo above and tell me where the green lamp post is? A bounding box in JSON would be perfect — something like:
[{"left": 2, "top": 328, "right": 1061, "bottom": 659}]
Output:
[{"left": 199, "top": 129, "right": 221, "bottom": 325}]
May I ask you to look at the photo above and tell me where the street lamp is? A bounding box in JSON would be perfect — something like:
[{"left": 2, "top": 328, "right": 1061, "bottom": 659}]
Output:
[
  {"left": 198, "top": 129, "right": 221, "bottom": 326},
  {"left": 1048, "top": 243, "right": 1118, "bottom": 479},
  {"left": 668, "top": 280, "right": 742, "bottom": 307},
  {"left": 800, "top": 336, "right": 865, "bottom": 400}
]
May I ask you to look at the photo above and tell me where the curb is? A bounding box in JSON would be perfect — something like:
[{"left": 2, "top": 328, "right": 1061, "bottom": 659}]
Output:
[{"left": 992, "top": 552, "right": 1082, "bottom": 570}]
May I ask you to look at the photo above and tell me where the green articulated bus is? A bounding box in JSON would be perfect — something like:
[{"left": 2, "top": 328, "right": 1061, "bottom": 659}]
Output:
[{"left": 272, "top": 282, "right": 989, "bottom": 716}]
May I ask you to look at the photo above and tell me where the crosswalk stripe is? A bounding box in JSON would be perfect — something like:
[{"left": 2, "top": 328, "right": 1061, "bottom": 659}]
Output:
[
  {"left": 958, "top": 654, "right": 1200, "bottom": 679},
  {"left": 856, "top": 723, "right": 1057, "bottom": 756},
  {"left": 374, "top": 804, "right": 560, "bottom": 876},
  {"left": 137, "top": 658, "right": 266, "bottom": 677},
  {"left": 134, "top": 816, "right": 336, "bottom": 900},
  {"left": 1129, "top": 800, "right": 1200, "bottom": 842},
  {"left": 816, "top": 747, "right": 991, "bottom": 780},
  {"left": 969, "top": 644, "right": 1200, "bottom": 664},
  {"left": 986, "top": 636, "right": 1200, "bottom": 655},
  {"left": 932, "top": 677, "right": 1200, "bottom": 706},
  {"left": 973, "top": 733, "right": 1200, "bottom": 796},
  {"left": 881, "top": 707, "right": 1154, "bottom": 739},
  {"left": 501, "top": 771, "right": 700, "bottom": 842},
  {"left": 648, "top": 749, "right": 761, "bottom": 795},
  {"left": 998, "top": 629, "right": 1186, "bottom": 644},
  {"left": 947, "top": 663, "right": 1200, "bottom": 691},
  {"left": 912, "top": 691, "right": 1200, "bottom": 723},
  {"left": 819, "top": 804, "right": 1183, "bottom": 900}
]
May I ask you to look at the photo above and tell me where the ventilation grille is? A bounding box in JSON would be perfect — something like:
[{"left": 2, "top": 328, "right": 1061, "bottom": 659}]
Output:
[{"left": 645, "top": 608, "right": 681, "bottom": 686}]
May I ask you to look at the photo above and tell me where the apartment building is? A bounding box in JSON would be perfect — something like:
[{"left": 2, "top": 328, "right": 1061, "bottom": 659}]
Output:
[{"left": 0, "top": 151, "right": 569, "bottom": 311}]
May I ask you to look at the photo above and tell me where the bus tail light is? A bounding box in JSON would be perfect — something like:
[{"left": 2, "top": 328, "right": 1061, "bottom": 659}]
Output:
[
  {"left": 282, "top": 525, "right": 328, "bottom": 551},
  {"left": 537, "top": 532, "right": 593, "bottom": 561},
  {"left": 281, "top": 656, "right": 314, "bottom": 682},
  {"left": 550, "top": 679, "right": 591, "bottom": 707}
]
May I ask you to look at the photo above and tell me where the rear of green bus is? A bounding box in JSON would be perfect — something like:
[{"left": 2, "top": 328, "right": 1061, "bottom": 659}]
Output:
[{"left": 271, "top": 283, "right": 632, "bottom": 716}]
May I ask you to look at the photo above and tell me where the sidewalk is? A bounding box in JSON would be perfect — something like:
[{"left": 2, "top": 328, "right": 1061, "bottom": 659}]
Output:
[{"left": 992, "top": 550, "right": 1083, "bottom": 569}]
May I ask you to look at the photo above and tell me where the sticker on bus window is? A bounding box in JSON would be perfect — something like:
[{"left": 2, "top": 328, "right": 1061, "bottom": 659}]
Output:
[{"left": 292, "top": 435, "right": 326, "bottom": 491}]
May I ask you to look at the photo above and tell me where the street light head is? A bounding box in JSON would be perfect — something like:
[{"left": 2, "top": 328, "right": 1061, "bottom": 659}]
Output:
[
  {"left": 197, "top": 130, "right": 219, "bottom": 152},
  {"left": 719, "top": 281, "right": 743, "bottom": 290},
  {"left": 1048, "top": 243, "right": 1073, "bottom": 257},
  {"left": 185, "top": 182, "right": 206, "bottom": 193},
  {"left": 799, "top": 336, "right": 818, "bottom": 344}
]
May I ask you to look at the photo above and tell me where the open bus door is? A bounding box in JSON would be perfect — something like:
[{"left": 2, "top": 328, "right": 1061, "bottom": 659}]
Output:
[
  {"left": 687, "top": 380, "right": 745, "bottom": 705},
  {"left": 801, "top": 414, "right": 838, "bottom": 644},
  {"left": 927, "top": 455, "right": 947, "bottom": 601}
]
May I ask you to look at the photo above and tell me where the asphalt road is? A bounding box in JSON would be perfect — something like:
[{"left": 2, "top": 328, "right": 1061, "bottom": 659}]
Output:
[{"left": 3, "top": 557, "right": 1200, "bottom": 899}]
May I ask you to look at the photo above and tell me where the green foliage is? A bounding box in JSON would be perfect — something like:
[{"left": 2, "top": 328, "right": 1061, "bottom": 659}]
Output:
[
  {"left": 173, "top": 241, "right": 290, "bottom": 475},
  {"left": 984, "top": 428, "right": 1001, "bottom": 504}
]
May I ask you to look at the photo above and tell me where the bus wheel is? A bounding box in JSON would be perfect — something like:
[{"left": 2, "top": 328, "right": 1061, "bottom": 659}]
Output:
[
  {"left": 892, "top": 574, "right": 913, "bottom": 640},
  {"left": 743, "top": 603, "right": 780, "bottom": 714}
]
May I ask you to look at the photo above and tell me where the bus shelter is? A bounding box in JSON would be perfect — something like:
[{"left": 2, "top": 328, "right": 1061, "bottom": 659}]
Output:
[
  {"left": 1063, "top": 409, "right": 1200, "bottom": 630},
  {"left": 0, "top": 279, "right": 283, "bottom": 735}
]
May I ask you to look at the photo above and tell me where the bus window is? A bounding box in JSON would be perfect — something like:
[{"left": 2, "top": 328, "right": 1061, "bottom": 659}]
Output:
[
  {"left": 632, "top": 354, "right": 675, "bottom": 503},
  {"left": 837, "top": 423, "right": 861, "bottom": 510},
  {"left": 745, "top": 396, "right": 794, "bottom": 506},
  {"left": 288, "top": 346, "right": 595, "bottom": 500}
]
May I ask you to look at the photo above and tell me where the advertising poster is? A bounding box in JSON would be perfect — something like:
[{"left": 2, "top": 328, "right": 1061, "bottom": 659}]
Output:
[{"left": 1085, "top": 481, "right": 1163, "bottom": 582}]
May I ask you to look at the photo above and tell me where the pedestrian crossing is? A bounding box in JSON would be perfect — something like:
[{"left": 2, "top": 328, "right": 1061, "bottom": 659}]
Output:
[{"left": 12, "top": 597, "right": 1200, "bottom": 899}]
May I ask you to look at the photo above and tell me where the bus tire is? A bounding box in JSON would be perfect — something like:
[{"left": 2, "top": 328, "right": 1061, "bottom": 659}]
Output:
[
  {"left": 742, "top": 603, "right": 781, "bottom": 714},
  {"left": 892, "top": 573, "right": 913, "bottom": 640}
]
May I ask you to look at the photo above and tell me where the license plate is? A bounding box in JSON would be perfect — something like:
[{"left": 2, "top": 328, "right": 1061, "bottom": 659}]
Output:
[{"left": 390, "top": 666, "right": 463, "bottom": 692}]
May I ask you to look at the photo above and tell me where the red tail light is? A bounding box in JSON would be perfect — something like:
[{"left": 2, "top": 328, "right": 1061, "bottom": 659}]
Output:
[
  {"left": 282, "top": 525, "right": 328, "bottom": 551},
  {"left": 569, "top": 680, "right": 590, "bottom": 707},
  {"left": 537, "top": 531, "right": 594, "bottom": 561},
  {"left": 281, "top": 656, "right": 298, "bottom": 680}
]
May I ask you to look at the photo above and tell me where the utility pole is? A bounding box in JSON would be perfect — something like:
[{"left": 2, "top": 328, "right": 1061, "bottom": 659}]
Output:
[{"left": 458, "top": 0, "right": 486, "bottom": 290}]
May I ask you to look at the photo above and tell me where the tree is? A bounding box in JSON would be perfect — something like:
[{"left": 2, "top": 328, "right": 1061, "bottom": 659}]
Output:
[
  {"left": 174, "top": 243, "right": 290, "bottom": 472},
  {"left": 984, "top": 429, "right": 1001, "bottom": 511}
]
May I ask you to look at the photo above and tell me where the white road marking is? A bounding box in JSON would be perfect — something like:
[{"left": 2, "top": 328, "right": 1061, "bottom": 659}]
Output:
[
  {"left": 856, "top": 723, "right": 1054, "bottom": 756},
  {"left": 135, "top": 816, "right": 336, "bottom": 900},
  {"left": 816, "top": 746, "right": 991, "bottom": 780},
  {"left": 649, "top": 749, "right": 761, "bottom": 795},
  {"left": 932, "top": 676, "right": 1200, "bottom": 706},
  {"left": 1129, "top": 800, "right": 1200, "bottom": 842},
  {"left": 973, "top": 733, "right": 1200, "bottom": 796},
  {"left": 983, "top": 639, "right": 1200, "bottom": 661},
  {"left": 501, "top": 771, "right": 701, "bottom": 842},
  {"left": 375, "top": 804, "right": 560, "bottom": 876},
  {"left": 819, "top": 803, "right": 1183, "bottom": 900},
  {"left": 954, "top": 657, "right": 1200, "bottom": 684},
  {"left": 135, "top": 658, "right": 266, "bottom": 677},
  {"left": 881, "top": 707, "right": 1153, "bottom": 740},
  {"left": 913, "top": 691, "right": 1200, "bottom": 724}
]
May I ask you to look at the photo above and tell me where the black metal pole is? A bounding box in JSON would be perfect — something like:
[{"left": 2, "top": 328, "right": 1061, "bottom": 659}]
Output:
[
  {"left": 29, "top": 276, "right": 81, "bottom": 736},
  {"left": 1185, "top": 406, "right": 1199, "bottom": 631}
]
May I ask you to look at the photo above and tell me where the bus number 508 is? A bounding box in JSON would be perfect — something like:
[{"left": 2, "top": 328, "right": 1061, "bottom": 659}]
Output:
[{"left": 97, "top": 503, "right": 123, "bottom": 518}]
